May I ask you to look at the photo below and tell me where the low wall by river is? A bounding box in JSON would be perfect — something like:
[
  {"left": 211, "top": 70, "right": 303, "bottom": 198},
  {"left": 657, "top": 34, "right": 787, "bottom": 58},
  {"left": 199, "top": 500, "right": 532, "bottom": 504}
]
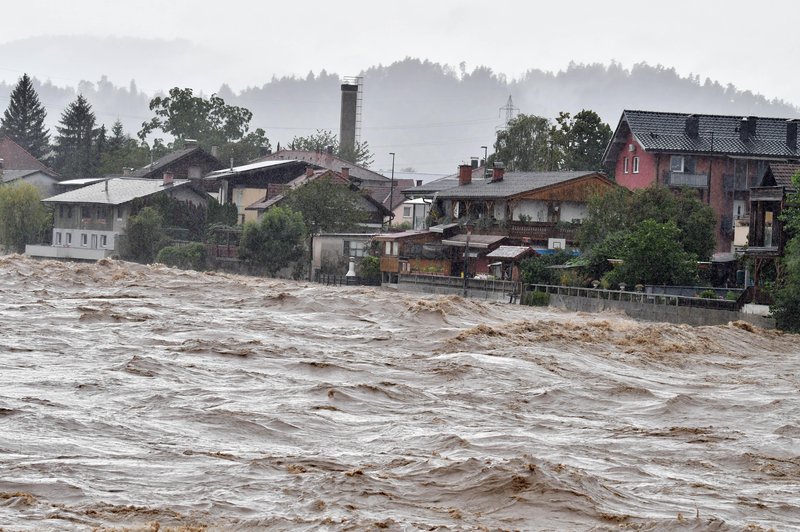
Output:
[{"left": 548, "top": 292, "right": 775, "bottom": 328}]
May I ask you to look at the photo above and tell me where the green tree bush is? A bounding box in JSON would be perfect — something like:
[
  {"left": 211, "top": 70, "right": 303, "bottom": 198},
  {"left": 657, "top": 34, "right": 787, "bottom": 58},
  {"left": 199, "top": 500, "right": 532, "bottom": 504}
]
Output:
[
  {"left": 156, "top": 242, "right": 207, "bottom": 271},
  {"left": 1, "top": 74, "right": 50, "bottom": 159},
  {"left": 239, "top": 206, "right": 306, "bottom": 276},
  {"left": 121, "top": 206, "right": 168, "bottom": 263},
  {"left": 0, "top": 183, "right": 48, "bottom": 253},
  {"left": 53, "top": 95, "right": 101, "bottom": 178}
]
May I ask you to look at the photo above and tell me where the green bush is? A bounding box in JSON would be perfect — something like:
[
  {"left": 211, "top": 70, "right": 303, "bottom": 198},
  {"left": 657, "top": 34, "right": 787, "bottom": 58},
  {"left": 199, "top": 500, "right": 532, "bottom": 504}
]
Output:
[
  {"left": 156, "top": 242, "right": 207, "bottom": 271},
  {"left": 698, "top": 289, "right": 717, "bottom": 299},
  {"left": 358, "top": 255, "right": 381, "bottom": 279},
  {"left": 725, "top": 291, "right": 739, "bottom": 301},
  {"left": 522, "top": 290, "right": 550, "bottom": 306}
]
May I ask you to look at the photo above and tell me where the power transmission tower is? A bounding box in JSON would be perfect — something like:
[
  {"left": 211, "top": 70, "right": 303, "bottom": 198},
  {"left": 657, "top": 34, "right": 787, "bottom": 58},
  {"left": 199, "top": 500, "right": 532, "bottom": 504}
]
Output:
[{"left": 498, "top": 95, "right": 519, "bottom": 130}]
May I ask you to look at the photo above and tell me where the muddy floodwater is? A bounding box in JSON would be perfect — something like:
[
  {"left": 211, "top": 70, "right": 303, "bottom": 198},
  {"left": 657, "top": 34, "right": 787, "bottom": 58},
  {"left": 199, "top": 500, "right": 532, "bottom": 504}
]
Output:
[{"left": 0, "top": 255, "right": 798, "bottom": 530}]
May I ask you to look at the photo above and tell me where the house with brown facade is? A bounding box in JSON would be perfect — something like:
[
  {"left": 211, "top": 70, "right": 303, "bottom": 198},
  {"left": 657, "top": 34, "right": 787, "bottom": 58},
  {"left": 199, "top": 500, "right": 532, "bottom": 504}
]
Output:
[{"left": 602, "top": 110, "right": 800, "bottom": 255}]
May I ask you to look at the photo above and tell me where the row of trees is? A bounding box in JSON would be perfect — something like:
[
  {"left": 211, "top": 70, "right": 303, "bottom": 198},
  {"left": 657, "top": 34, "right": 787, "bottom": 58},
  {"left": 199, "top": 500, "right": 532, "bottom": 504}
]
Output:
[
  {"left": 492, "top": 109, "right": 612, "bottom": 172},
  {"left": 1, "top": 75, "right": 374, "bottom": 181},
  {"left": 520, "top": 185, "right": 717, "bottom": 288}
]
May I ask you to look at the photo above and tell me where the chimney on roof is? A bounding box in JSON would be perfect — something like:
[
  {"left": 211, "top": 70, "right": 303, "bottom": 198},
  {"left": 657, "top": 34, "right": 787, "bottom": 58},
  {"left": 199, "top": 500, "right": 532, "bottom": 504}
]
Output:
[
  {"left": 416, "top": 179, "right": 422, "bottom": 187},
  {"left": 458, "top": 164, "right": 472, "bottom": 186},
  {"left": 685, "top": 114, "right": 699, "bottom": 139},
  {"left": 491, "top": 162, "right": 505, "bottom": 182},
  {"left": 341, "top": 166, "right": 350, "bottom": 180},
  {"left": 326, "top": 145, "right": 334, "bottom": 155},
  {"left": 787, "top": 119, "right": 799, "bottom": 151},
  {"left": 184, "top": 139, "right": 198, "bottom": 148},
  {"left": 739, "top": 116, "right": 757, "bottom": 142},
  {"left": 163, "top": 171, "right": 174, "bottom": 186},
  {"left": 122, "top": 167, "right": 131, "bottom": 176},
  {"left": 470, "top": 157, "right": 479, "bottom": 169},
  {"left": 305, "top": 166, "right": 315, "bottom": 178}
]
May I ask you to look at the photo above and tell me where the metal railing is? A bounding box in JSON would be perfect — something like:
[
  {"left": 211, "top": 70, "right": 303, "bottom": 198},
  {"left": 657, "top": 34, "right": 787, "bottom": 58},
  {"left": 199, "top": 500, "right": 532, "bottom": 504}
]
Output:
[
  {"left": 401, "top": 273, "right": 521, "bottom": 294},
  {"left": 527, "top": 284, "right": 739, "bottom": 311}
]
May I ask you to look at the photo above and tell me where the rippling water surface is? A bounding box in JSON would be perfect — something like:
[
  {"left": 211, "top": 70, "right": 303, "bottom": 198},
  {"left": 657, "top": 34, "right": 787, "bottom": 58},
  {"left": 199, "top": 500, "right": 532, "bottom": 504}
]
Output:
[{"left": 1, "top": 255, "right": 798, "bottom": 530}]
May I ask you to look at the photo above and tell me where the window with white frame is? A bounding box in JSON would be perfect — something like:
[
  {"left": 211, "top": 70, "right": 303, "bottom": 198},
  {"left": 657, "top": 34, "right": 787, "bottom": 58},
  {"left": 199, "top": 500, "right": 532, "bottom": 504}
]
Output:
[
  {"left": 81, "top": 233, "right": 88, "bottom": 246},
  {"left": 632, "top": 156, "right": 640, "bottom": 174},
  {"left": 623, "top": 157, "right": 629, "bottom": 174},
  {"left": 403, "top": 206, "right": 412, "bottom": 219},
  {"left": 343, "top": 240, "right": 366, "bottom": 258},
  {"left": 384, "top": 241, "right": 398, "bottom": 256},
  {"left": 55, "top": 232, "right": 62, "bottom": 245},
  {"left": 101, "top": 235, "right": 108, "bottom": 247},
  {"left": 670, "top": 155, "right": 685, "bottom": 173},
  {"left": 66, "top": 233, "right": 72, "bottom": 245}
]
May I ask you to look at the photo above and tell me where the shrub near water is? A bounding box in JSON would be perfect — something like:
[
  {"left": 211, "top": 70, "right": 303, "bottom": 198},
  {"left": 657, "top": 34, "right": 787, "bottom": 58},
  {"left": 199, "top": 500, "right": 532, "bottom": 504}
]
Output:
[
  {"left": 156, "top": 243, "right": 207, "bottom": 271},
  {"left": 523, "top": 291, "right": 550, "bottom": 306}
]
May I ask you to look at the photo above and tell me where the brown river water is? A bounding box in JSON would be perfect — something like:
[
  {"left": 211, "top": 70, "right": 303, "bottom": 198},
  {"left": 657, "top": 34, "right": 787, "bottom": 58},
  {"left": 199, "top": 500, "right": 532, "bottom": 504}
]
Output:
[{"left": 0, "top": 255, "right": 798, "bottom": 531}]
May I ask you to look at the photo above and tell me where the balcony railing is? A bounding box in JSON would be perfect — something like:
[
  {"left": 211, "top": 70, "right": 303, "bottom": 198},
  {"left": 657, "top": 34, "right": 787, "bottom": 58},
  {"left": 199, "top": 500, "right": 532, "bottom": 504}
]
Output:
[
  {"left": 666, "top": 172, "right": 708, "bottom": 188},
  {"left": 507, "top": 221, "right": 578, "bottom": 241},
  {"left": 749, "top": 186, "right": 785, "bottom": 202}
]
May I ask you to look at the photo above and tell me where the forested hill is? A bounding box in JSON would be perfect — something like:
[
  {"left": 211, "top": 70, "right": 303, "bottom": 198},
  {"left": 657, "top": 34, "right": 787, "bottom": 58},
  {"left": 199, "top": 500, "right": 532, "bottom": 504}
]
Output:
[{"left": 1, "top": 56, "right": 797, "bottom": 174}]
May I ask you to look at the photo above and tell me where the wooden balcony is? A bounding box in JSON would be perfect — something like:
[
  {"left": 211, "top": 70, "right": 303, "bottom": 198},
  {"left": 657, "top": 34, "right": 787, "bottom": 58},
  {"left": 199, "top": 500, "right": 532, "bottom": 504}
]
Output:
[
  {"left": 506, "top": 221, "right": 578, "bottom": 242},
  {"left": 749, "top": 186, "right": 785, "bottom": 202}
]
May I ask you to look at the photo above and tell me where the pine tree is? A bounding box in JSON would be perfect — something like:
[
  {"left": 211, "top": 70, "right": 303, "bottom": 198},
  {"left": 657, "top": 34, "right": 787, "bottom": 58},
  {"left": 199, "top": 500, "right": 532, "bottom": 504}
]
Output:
[
  {"left": 53, "top": 95, "right": 100, "bottom": 179},
  {"left": 0, "top": 74, "right": 50, "bottom": 159}
]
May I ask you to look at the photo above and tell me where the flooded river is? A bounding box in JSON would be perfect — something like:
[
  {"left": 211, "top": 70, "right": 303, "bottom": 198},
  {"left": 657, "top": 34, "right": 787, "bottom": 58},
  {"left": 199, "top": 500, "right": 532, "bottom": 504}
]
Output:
[{"left": 0, "top": 255, "right": 798, "bottom": 530}]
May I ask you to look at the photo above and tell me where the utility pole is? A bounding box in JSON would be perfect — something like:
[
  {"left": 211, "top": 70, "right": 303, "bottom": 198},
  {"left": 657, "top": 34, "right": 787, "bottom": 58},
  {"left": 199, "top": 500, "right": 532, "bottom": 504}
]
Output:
[{"left": 388, "top": 152, "right": 395, "bottom": 229}]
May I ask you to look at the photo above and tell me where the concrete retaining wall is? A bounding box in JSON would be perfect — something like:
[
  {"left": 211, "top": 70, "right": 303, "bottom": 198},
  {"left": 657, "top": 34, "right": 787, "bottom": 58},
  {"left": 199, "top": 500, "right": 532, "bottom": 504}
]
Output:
[
  {"left": 549, "top": 292, "right": 775, "bottom": 328},
  {"left": 396, "top": 279, "right": 515, "bottom": 303}
]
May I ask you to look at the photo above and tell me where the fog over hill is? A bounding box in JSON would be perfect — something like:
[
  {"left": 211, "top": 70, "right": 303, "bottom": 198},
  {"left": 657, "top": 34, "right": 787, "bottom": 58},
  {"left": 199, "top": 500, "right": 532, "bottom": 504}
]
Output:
[{"left": 1, "top": 37, "right": 797, "bottom": 174}]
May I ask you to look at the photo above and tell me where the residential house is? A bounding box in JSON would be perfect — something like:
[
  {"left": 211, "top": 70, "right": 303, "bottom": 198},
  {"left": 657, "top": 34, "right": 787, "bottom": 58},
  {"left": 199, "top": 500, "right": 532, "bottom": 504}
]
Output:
[
  {"left": 312, "top": 232, "right": 378, "bottom": 275},
  {"left": 26, "top": 174, "right": 210, "bottom": 261},
  {"left": 746, "top": 162, "right": 800, "bottom": 297},
  {"left": 0, "top": 134, "right": 61, "bottom": 198},
  {"left": 431, "top": 164, "right": 616, "bottom": 248},
  {"left": 243, "top": 166, "right": 390, "bottom": 228},
  {"left": 205, "top": 159, "right": 314, "bottom": 224},
  {"left": 131, "top": 145, "right": 223, "bottom": 181},
  {"left": 1, "top": 168, "right": 61, "bottom": 198},
  {"left": 374, "top": 230, "right": 455, "bottom": 283},
  {"left": 602, "top": 110, "right": 800, "bottom": 254},
  {"left": 259, "top": 149, "right": 391, "bottom": 188}
]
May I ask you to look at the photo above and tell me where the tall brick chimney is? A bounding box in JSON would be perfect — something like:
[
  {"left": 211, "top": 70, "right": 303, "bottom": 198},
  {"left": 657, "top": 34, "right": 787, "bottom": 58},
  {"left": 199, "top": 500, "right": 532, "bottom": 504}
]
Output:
[
  {"left": 787, "top": 119, "right": 798, "bottom": 151},
  {"left": 341, "top": 166, "right": 350, "bottom": 179},
  {"left": 685, "top": 114, "right": 699, "bottom": 139},
  {"left": 458, "top": 164, "right": 472, "bottom": 186},
  {"left": 305, "top": 166, "right": 314, "bottom": 178},
  {"left": 491, "top": 162, "right": 505, "bottom": 182},
  {"left": 163, "top": 171, "right": 174, "bottom": 186}
]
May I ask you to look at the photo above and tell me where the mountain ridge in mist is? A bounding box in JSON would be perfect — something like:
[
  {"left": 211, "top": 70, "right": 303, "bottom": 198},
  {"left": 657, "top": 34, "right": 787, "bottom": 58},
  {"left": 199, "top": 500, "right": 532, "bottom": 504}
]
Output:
[{"left": 0, "top": 36, "right": 797, "bottom": 173}]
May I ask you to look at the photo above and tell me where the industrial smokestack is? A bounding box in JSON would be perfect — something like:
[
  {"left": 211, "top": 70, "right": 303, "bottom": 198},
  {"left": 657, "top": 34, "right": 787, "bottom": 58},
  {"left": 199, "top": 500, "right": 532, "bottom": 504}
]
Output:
[{"left": 339, "top": 79, "right": 359, "bottom": 158}]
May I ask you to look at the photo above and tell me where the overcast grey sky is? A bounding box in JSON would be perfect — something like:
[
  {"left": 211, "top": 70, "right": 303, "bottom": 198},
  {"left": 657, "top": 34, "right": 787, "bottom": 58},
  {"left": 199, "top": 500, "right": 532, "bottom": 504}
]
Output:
[{"left": 0, "top": 0, "right": 797, "bottom": 103}]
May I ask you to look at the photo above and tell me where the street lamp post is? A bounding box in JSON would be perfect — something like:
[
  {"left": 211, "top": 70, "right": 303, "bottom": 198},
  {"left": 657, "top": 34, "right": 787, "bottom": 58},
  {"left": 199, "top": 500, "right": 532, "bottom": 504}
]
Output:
[
  {"left": 388, "top": 152, "right": 395, "bottom": 229},
  {"left": 481, "top": 145, "right": 488, "bottom": 177}
]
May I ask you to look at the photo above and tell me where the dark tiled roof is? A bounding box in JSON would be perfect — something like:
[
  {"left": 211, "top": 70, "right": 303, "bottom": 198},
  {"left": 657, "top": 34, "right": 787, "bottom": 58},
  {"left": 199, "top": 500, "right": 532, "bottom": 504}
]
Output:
[
  {"left": 604, "top": 110, "right": 800, "bottom": 166},
  {"left": 258, "top": 150, "right": 389, "bottom": 184},
  {"left": 403, "top": 166, "right": 486, "bottom": 197},
  {"left": 132, "top": 146, "right": 222, "bottom": 178},
  {"left": 435, "top": 171, "right": 601, "bottom": 199},
  {"left": 763, "top": 162, "right": 800, "bottom": 191}
]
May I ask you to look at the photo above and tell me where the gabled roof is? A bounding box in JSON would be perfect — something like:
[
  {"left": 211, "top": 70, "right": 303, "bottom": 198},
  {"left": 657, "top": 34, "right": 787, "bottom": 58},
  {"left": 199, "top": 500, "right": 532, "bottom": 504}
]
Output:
[
  {"left": 435, "top": 171, "right": 607, "bottom": 200},
  {"left": 761, "top": 162, "right": 800, "bottom": 192},
  {"left": 43, "top": 177, "right": 199, "bottom": 205},
  {"left": 0, "top": 134, "right": 52, "bottom": 172},
  {"left": 486, "top": 245, "right": 535, "bottom": 260},
  {"left": 365, "top": 179, "right": 416, "bottom": 210},
  {"left": 1, "top": 168, "right": 58, "bottom": 184},
  {"left": 205, "top": 158, "right": 301, "bottom": 180},
  {"left": 403, "top": 165, "right": 486, "bottom": 198},
  {"left": 603, "top": 110, "right": 800, "bottom": 167},
  {"left": 258, "top": 149, "right": 389, "bottom": 184},
  {"left": 131, "top": 146, "right": 222, "bottom": 178}
]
